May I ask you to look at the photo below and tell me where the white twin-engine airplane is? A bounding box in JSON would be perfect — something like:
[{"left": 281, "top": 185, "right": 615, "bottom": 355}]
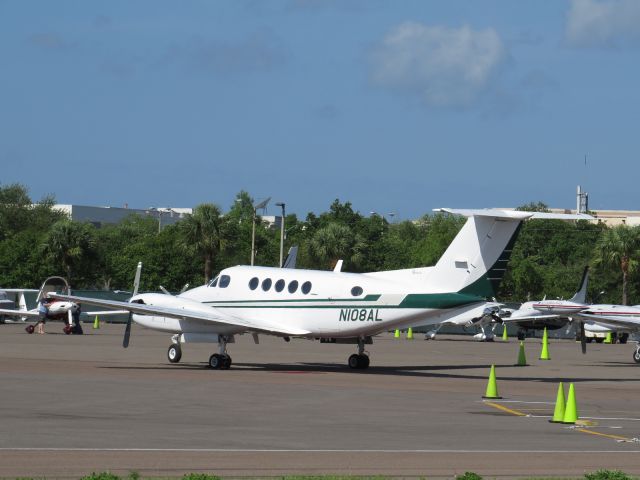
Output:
[{"left": 51, "top": 208, "right": 591, "bottom": 370}]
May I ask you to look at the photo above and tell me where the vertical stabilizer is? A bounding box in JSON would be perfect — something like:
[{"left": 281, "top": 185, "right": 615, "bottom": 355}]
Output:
[
  {"left": 568, "top": 267, "right": 589, "bottom": 304},
  {"left": 429, "top": 213, "right": 522, "bottom": 297}
]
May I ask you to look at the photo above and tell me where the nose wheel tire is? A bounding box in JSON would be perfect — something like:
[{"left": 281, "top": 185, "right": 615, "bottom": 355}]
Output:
[
  {"left": 633, "top": 349, "right": 640, "bottom": 364},
  {"left": 167, "top": 344, "right": 182, "bottom": 363},
  {"left": 209, "top": 353, "right": 232, "bottom": 369},
  {"left": 25, "top": 325, "right": 35, "bottom": 334},
  {"left": 348, "top": 353, "right": 370, "bottom": 369}
]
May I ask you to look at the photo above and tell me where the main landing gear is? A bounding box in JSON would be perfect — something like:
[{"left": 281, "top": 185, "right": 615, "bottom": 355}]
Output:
[
  {"left": 209, "top": 336, "right": 232, "bottom": 370},
  {"left": 633, "top": 344, "right": 640, "bottom": 364},
  {"left": 348, "top": 337, "right": 370, "bottom": 369},
  {"left": 168, "top": 343, "right": 182, "bottom": 363}
]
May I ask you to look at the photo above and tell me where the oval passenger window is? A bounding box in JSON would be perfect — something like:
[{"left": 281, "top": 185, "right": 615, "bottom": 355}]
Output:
[
  {"left": 351, "top": 286, "right": 363, "bottom": 296},
  {"left": 275, "top": 279, "right": 285, "bottom": 292},
  {"left": 262, "top": 278, "right": 272, "bottom": 291},
  {"left": 288, "top": 280, "right": 299, "bottom": 293},
  {"left": 248, "top": 277, "right": 259, "bottom": 290},
  {"left": 301, "top": 281, "right": 312, "bottom": 294}
]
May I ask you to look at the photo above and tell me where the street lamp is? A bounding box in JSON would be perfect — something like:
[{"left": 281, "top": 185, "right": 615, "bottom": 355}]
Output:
[
  {"left": 251, "top": 197, "right": 270, "bottom": 266},
  {"left": 275, "top": 202, "right": 285, "bottom": 268}
]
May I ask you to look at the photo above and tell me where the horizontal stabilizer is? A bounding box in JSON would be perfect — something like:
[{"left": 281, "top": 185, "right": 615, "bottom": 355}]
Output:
[{"left": 434, "top": 208, "right": 593, "bottom": 221}]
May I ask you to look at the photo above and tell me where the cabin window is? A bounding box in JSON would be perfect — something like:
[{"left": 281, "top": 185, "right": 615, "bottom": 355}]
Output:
[
  {"left": 351, "top": 286, "right": 363, "bottom": 296},
  {"left": 219, "top": 275, "right": 231, "bottom": 288},
  {"left": 262, "top": 278, "right": 272, "bottom": 291},
  {"left": 209, "top": 276, "right": 219, "bottom": 287},
  {"left": 288, "top": 280, "right": 299, "bottom": 293},
  {"left": 301, "top": 281, "right": 312, "bottom": 294},
  {"left": 275, "top": 279, "right": 285, "bottom": 292},
  {"left": 248, "top": 277, "right": 259, "bottom": 290}
]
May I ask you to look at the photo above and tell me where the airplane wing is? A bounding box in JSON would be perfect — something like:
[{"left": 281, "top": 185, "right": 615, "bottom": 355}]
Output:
[
  {"left": 579, "top": 313, "right": 640, "bottom": 330},
  {"left": 434, "top": 208, "right": 593, "bottom": 221},
  {"left": 0, "top": 289, "right": 39, "bottom": 293},
  {"left": 501, "top": 314, "right": 566, "bottom": 322},
  {"left": 49, "top": 294, "right": 311, "bottom": 336},
  {"left": 0, "top": 308, "right": 39, "bottom": 319}
]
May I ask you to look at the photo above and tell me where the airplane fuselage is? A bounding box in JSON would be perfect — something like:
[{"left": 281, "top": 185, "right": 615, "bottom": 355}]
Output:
[{"left": 132, "top": 265, "right": 487, "bottom": 338}]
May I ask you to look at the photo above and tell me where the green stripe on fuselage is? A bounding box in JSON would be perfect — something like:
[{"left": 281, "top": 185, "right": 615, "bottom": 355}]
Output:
[{"left": 203, "top": 292, "right": 483, "bottom": 310}]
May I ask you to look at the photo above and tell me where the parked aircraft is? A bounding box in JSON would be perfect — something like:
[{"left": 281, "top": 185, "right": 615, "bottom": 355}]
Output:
[
  {"left": 0, "top": 277, "right": 79, "bottom": 333},
  {"left": 0, "top": 288, "right": 38, "bottom": 323},
  {"left": 578, "top": 305, "right": 640, "bottom": 363},
  {"left": 51, "top": 208, "right": 591, "bottom": 370},
  {"left": 502, "top": 267, "right": 590, "bottom": 340}
]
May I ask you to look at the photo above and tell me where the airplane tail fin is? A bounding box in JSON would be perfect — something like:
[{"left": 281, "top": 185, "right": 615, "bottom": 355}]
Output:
[
  {"left": 568, "top": 266, "right": 589, "bottom": 304},
  {"left": 429, "top": 209, "right": 592, "bottom": 298}
]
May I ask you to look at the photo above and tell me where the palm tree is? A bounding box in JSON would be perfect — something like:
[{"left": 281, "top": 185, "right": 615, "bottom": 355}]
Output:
[
  {"left": 593, "top": 225, "right": 640, "bottom": 305},
  {"left": 180, "top": 203, "right": 223, "bottom": 284},
  {"left": 309, "top": 223, "right": 353, "bottom": 269},
  {"left": 42, "top": 220, "right": 95, "bottom": 284}
]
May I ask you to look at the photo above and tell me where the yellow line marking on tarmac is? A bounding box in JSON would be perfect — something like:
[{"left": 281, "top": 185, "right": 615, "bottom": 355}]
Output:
[
  {"left": 483, "top": 401, "right": 529, "bottom": 417},
  {"left": 577, "top": 428, "right": 636, "bottom": 442},
  {"left": 483, "top": 401, "right": 639, "bottom": 444}
]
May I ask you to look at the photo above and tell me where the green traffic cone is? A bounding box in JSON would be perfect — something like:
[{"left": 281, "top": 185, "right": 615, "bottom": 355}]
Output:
[
  {"left": 502, "top": 324, "right": 508, "bottom": 341},
  {"left": 562, "top": 383, "right": 579, "bottom": 424},
  {"left": 603, "top": 331, "right": 612, "bottom": 344},
  {"left": 516, "top": 341, "right": 528, "bottom": 366},
  {"left": 539, "top": 327, "right": 550, "bottom": 360},
  {"left": 549, "top": 382, "right": 566, "bottom": 423},
  {"left": 93, "top": 315, "right": 100, "bottom": 329},
  {"left": 394, "top": 329, "right": 400, "bottom": 339},
  {"left": 482, "top": 364, "right": 502, "bottom": 399},
  {"left": 406, "top": 327, "right": 413, "bottom": 340}
]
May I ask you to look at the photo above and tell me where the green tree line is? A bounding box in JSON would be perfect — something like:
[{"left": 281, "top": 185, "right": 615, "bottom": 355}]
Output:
[{"left": 1, "top": 183, "right": 639, "bottom": 305}]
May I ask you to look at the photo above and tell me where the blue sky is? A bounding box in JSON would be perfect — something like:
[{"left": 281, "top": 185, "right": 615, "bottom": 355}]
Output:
[{"left": 1, "top": 0, "right": 639, "bottom": 219}]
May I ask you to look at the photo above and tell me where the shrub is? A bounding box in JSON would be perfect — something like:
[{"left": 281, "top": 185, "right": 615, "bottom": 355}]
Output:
[{"left": 585, "top": 470, "right": 632, "bottom": 480}]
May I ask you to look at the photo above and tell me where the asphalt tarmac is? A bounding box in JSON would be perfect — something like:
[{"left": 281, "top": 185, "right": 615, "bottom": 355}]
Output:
[{"left": 1, "top": 323, "right": 639, "bottom": 478}]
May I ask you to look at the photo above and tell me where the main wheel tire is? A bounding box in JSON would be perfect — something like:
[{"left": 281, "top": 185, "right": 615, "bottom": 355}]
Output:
[
  {"left": 63, "top": 325, "right": 72, "bottom": 335},
  {"left": 209, "top": 353, "right": 223, "bottom": 369},
  {"left": 221, "top": 355, "right": 232, "bottom": 370},
  {"left": 168, "top": 344, "right": 182, "bottom": 363},
  {"left": 633, "top": 349, "right": 640, "bottom": 364},
  {"left": 586, "top": 337, "right": 594, "bottom": 343},
  {"left": 517, "top": 331, "right": 525, "bottom": 341},
  {"left": 595, "top": 337, "right": 605, "bottom": 344},
  {"left": 25, "top": 325, "right": 35, "bottom": 334},
  {"left": 348, "top": 354, "right": 360, "bottom": 369},
  {"left": 619, "top": 333, "right": 629, "bottom": 344},
  {"left": 360, "top": 354, "right": 370, "bottom": 369}
]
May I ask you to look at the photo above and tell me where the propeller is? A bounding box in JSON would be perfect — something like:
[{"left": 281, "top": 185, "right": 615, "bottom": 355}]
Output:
[
  {"left": 580, "top": 321, "right": 587, "bottom": 354},
  {"left": 123, "top": 262, "right": 142, "bottom": 349}
]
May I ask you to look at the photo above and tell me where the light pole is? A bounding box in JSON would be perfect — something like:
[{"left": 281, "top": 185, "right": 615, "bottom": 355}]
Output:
[
  {"left": 251, "top": 197, "right": 270, "bottom": 266},
  {"left": 275, "top": 202, "right": 285, "bottom": 268}
]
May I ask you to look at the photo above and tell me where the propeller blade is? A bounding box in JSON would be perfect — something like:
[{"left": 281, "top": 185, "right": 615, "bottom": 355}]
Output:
[
  {"left": 132, "top": 262, "right": 142, "bottom": 297},
  {"left": 180, "top": 283, "right": 189, "bottom": 294},
  {"left": 123, "top": 312, "right": 132, "bottom": 348},
  {"left": 67, "top": 308, "right": 74, "bottom": 326},
  {"left": 159, "top": 286, "right": 171, "bottom": 295},
  {"left": 580, "top": 321, "right": 587, "bottom": 354}
]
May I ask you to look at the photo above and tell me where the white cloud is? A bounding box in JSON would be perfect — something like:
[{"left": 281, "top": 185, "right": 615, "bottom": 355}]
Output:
[
  {"left": 370, "top": 22, "right": 506, "bottom": 107},
  {"left": 566, "top": 0, "right": 640, "bottom": 47}
]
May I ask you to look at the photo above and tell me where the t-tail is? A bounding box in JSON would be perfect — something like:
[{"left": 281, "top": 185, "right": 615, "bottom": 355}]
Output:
[
  {"left": 429, "top": 209, "right": 592, "bottom": 298},
  {"left": 568, "top": 266, "right": 589, "bottom": 304}
]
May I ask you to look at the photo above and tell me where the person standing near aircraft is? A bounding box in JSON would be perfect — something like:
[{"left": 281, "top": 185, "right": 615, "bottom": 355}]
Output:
[{"left": 36, "top": 298, "right": 49, "bottom": 334}]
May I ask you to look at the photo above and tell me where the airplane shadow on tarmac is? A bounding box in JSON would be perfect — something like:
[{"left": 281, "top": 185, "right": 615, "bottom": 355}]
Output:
[{"left": 99, "top": 361, "right": 640, "bottom": 383}]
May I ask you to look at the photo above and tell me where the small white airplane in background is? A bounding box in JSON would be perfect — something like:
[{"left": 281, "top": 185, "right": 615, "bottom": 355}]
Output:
[
  {"left": 502, "top": 267, "right": 590, "bottom": 340},
  {"left": 52, "top": 208, "right": 591, "bottom": 370},
  {"left": 0, "top": 287, "right": 38, "bottom": 323},
  {"left": 578, "top": 305, "right": 640, "bottom": 363},
  {"left": 416, "top": 301, "right": 509, "bottom": 341},
  {"left": 0, "top": 277, "right": 79, "bottom": 332}
]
